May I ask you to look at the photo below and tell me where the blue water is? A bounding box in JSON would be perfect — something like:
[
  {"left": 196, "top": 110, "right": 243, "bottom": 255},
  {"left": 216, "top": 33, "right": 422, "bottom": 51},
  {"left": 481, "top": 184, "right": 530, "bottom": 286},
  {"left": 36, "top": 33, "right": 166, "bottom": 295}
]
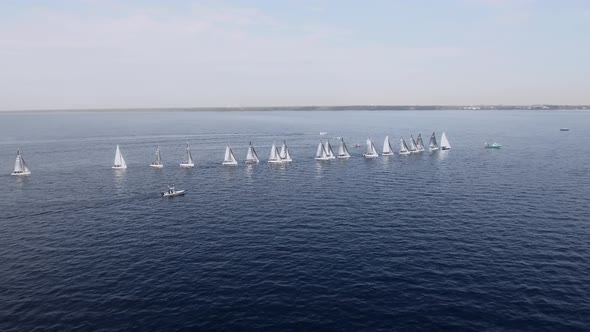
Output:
[{"left": 1, "top": 110, "right": 589, "bottom": 331}]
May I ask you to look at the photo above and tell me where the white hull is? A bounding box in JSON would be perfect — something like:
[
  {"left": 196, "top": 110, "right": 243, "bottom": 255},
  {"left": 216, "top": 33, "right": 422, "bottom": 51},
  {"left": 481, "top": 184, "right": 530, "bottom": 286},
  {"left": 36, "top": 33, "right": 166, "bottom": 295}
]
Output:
[
  {"left": 429, "top": 147, "right": 439, "bottom": 151},
  {"left": 381, "top": 152, "right": 394, "bottom": 156},
  {"left": 150, "top": 164, "right": 163, "bottom": 168},
  {"left": 399, "top": 151, "right": 411, "bottom": 155},
  {"left": 315, "top": 157, "right": 331, "bottom": 161},
  {"left": 179, "top": 163, "right": 194, "bottom": 168},
  {"left": 245, "top": 160, "right": 259, "bottom": 164},
  {"left": 11, "top": 171, "right": 31, "bottom": 176},
  {"left": 363, "top": 154, "right": 379, "bottom": 158},
  {"left": 337, "top": 155, "right": 350, "bottom": 159},
  {"left": 268, "top": 160, "right": 284, "bottom": 164},
  {"left": 162, "top": 190, "right": 185, "bottom": 197},
  {"left": 222, "top": 161, "right": 238, "bottom": 166}
]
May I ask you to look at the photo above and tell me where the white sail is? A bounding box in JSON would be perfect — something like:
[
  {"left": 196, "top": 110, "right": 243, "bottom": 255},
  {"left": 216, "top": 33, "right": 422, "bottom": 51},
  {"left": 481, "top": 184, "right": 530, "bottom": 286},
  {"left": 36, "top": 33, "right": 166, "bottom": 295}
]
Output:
[
  {"left": 440, "top": 132, "right": 451, "bottom": 150},
  {"left": 315, "top": 140, "right": 330, "bottom": 160},
  {"left": 337, "top": 138, "right": 351, "bottom": 158},
  {"left": 223, "top": 145, "right": 238, "bottom": 165},
  {"left": 324, "top": 141, "right": 336, "bottom": 159},
  {"left": 180, "top": 144, "right": 194, "bottom": 167},
  {"left": 279, "top": 140, "right": 292, "bottom": 162},
  {"left": 268, "top": 141, "right": 283, "bottom": 163},
  {"left": 399, "top": 137, "right": 410, "bottom": 155},
  {"left": 429, "top": 132, "right": 439, "bottom": 150},
  {"left": 409, "top": 135, "right": 418, "bottom": 153},
  {"left": 150, "top": 145, "right": 163, "bottom": 168},
  {"left": 11, "top": 149, "right": 31, "bottom": 175},
  {"left": 382, "top": 136, "right": 393, "bottom": 155},
  {"left": 363, "top": 137, "right": 379, "bottom": 158},
  {"left": 113, "top": 145, "right": 127, "bottom": 169},
  {"left": 416, "top": 134, "right": 425, "bottom": 151},
  {"left": 245, "top": 142, "right": 260, "bottom": 164}
]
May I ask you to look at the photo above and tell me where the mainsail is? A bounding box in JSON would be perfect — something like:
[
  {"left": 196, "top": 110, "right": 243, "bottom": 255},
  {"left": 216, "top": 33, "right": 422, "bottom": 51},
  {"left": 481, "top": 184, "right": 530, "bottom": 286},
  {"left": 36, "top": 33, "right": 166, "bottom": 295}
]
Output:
[
  {"left": 151, "top": 145, "right": 163, "bottom": 167},
  {"left": 429, "top": 132, "right": 439, "bottom": 150},
  {"left": 409, "top": 135, "right": 418, "bottom": 153},
  {"left": 416, "top": 134, "right": 425, "bottom": 151},
  {"left": 223, "top": 144, "right": 238, "bottom": 165},
  {"left": 364, "top": 137, "right": 379, "bottom": 158},
  {"left": 440, "top": 132, "right": 451, "bottom": 150},
  {"left": 268, "top": 141, "right": 283, "bottom": 163},
  {"left": 315, "top": 140, "right": 330, "bottom": 160},
  {"left": 400, "top": 137, "right": 410, "bottom": 155},
  {"left": 245, "top": 142, "right": 260, "bottom": 164},
  {"left": 337, "top": 138, "right": 351, "bottom": 158},
  {"left": 279, "top": 140, "right": 292, "bottom": 162},
  {"left": 12, "top": 149, "right": 31, "bottom": 175},
  {"left": 382, "top": 136, "right": 393, "bottom": 155},
  {"left": 113, "top": 144, "right": 127, "bottom": 169},
  {"left": 324, "top": 141, "right": 336, "bottom": 159}
]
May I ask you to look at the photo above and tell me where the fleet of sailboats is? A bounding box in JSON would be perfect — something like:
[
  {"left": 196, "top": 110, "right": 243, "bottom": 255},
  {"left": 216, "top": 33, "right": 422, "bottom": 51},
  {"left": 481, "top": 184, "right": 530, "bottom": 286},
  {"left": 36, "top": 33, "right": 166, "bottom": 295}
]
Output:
[
  {"left": 150, "top": 145, "right": 163, "bottom": 168},
  {"left": 337, "top": 138, "right": 351, "bottom": 158},
  {"left": 10, "top": 133, "right": 454, "bottom": 175},
  {"left": 180, "top": 144, "right": 194, "bottom": 168},
  {"left": 222, "top": 144, "right": 238, "bottom": 165},
  {"left": 245, "top": 142, "right": 260, "bottom": 164},
  {"left": 382, "top": 136, "right": 393, "bottom": 156},
  {"left": 112, "top": 144, "right": 127, "bottom": 169},
  {"left": 363, "top": 137, "right": 379, "bottom": 158},
  {"left": 11, "top": 149, "right": 31, "bottom": 176}
]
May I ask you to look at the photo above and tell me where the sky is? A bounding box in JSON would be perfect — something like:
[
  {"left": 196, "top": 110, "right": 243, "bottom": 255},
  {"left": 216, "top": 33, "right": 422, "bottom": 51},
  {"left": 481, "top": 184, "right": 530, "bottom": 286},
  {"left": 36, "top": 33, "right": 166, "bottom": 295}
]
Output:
[{"left": 1, "top": 0, "right": 589, "bottom": 110}]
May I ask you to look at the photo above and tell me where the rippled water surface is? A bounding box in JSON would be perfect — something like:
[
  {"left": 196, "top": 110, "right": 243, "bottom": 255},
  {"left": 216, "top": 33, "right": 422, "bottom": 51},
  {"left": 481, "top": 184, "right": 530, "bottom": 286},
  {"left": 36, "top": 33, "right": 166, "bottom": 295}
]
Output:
[{"left": 1, "top": 110, "right": 589, "bottom": 331}]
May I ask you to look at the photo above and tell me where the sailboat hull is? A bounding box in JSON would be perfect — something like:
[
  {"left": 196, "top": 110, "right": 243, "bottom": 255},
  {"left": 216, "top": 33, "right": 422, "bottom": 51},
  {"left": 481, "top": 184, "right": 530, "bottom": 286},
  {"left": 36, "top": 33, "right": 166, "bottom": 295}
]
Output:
[
  {"left": 363, "top": 153, "right": 379, "bottom": 158},
  {"left": 399, "top": 151, "right": 411, "bottom": 155},
  {"left": 381, "top": 152, "right": 394, "bottom": 156},
  {"left": 337, "top": 155, "right": 350, "bottom": 159},
  {"left": 315, "top": 157, "right": 331, "bottom": 161},
  {"left": 429, "top": 147, "right": 439, "bottom": 151},
  {"left": 441, "top": 147, "right": 451, "bottom": 150},
  {"left": 222, "top": 161, "right": 238, "bottom": 166},
  {"left": 150, "top": 164, "right": 163, "bottom": 168},
  {"left": 268, "top": 160, "right": 283, "bottom": 164},
  {"left": 11, "top": 171, "right": 31, "bottom": 176},
  {"left": 245, "top": 160, "right": 259, "bottom": 164},
  {"left": 179, "top": 163, "right": 194, "bottom": 168}
]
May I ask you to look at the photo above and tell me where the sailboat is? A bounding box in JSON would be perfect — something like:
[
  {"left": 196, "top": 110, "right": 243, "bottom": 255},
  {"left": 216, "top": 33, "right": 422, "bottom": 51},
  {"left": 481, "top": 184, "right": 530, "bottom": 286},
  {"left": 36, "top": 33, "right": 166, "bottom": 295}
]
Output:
[
  {"left": 315, "top": 140, "right": 331, "bottom": 160},
  {"left": 416, "top": 134, "right": 425, "bottom": 152},
  {"left": 382, "top": 136, "right": 394, "bottom": 156},
  {"left": 112, "top": 144, "right": 127, "bottom": 169},
  {"left": 11, "top": 149, "right": 31, "bottom": 176},
  {"left": 179, "top": 143, "right": 194, "bottom": 168},
  {"left": 150, "top": 145, "right": 163, "bottom": 168},
  {"left": 429, "top": 132, "right": 439, "bottom": 151},
  {"left": 268, "top": 141, "right": 284, "bottom": 163},
  {"left": 279, "top": 140, "right": 292, "bottom": 162},
  {"left": 337, "top": 138, "right": 351, "bottom": 158},
  {"left": 399, "top": 137, "right": 410, "bottom": 155},
  {"left": 324, "top": 140, "right": 336, "bottom": 159},
  {"left": 222, "top": 144, "right": 238, "bottom": 165},
  {"left": 409, "top": 135, "right": 419, "bottom": 153},
  {"left": 440, "top": 132, "right": 452, "bottom": 150},
  {"left": 245, "top": 142, "right": 260, "bottom": 164},
  {"left": 363, "top": 136, "right": 379, "bottom": 158}
]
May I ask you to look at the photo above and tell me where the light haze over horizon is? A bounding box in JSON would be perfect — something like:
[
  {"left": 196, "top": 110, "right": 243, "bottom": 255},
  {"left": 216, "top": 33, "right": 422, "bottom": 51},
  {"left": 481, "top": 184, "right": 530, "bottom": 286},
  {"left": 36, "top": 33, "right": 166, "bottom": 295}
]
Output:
[{"left": 1, "top": 0, "right": 589, "bottom": 111}]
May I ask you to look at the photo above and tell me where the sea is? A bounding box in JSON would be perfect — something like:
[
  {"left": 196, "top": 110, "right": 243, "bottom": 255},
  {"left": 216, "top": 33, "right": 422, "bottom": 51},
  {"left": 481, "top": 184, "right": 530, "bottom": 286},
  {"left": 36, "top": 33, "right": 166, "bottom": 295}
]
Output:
[{"left": 0, "top": 110, "right": 589, "bottom": 331}]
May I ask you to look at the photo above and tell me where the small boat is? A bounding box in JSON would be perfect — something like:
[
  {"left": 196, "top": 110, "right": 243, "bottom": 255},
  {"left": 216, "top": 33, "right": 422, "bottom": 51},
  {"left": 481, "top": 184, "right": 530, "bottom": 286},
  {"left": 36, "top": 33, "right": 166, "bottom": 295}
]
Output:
[
  {"left": 319, "top": 132, "right": 327, "bottom": 136},
  {"left": 440, "top": 132, "right": 451, "bottom": 150},
  {"left": 399, "top": 137, "right": 410, "bottom": 155},
  {"left": 429, "top": 132, "right": 439, "bottom": 151},
  {"left": 363, "top": 136, "right": 379, "bottom": 158},
  {"left": 560, "top": 128, "right": 570, "bottom": 132},
  {"left": 382, "top": 136, "right": 394, "bottom": 156},
  {"left": 409, "top": 135, "right": 419, "bottom": 153},
  {"left": 150, "top": 145, "right": 163, "bottom": 168},
  {"left": 485, "top": 142, "right": 502, "bottom": 149},
  {"left": 279, "top": 140, "right": 292, "bottom": 162},
  {"left": 268, "top": 141, "right": 284, "bottom": 163},
  {"left": 315, "top": 140, "right": 331, "bottom": 160},
  {"left": 222, "top": 144, "right": 238, "bottom": 165},
  {"left": 245, "top": 142, "right": 260, "bottom": 164},
  {"left": 112, "top": 144, "right": 127, "bottom": 169},
  {"left": 416, "top": 134, "right": 426, "bottom": 152},
  {"left": 337, "top": 138, "right": 351, "bottom": 158},
  {"left": 11, "top": 149, "right": 31, "bottom": 176},
  {"left": 179, "top": 143, "right": 195, "bottom": 168},
  {"left": 161, "top": 186, "right": 185, "bottom": 197},
  {"left": 324, "top": 140, "right": 336, "bottom": 159}
]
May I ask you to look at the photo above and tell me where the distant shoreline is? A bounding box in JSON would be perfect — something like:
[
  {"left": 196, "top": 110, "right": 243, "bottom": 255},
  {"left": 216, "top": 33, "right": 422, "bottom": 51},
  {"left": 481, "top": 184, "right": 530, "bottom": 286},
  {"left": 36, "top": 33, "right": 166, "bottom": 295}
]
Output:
[{"left": 1, "top": 105, "right": 589, "bottom": 113}]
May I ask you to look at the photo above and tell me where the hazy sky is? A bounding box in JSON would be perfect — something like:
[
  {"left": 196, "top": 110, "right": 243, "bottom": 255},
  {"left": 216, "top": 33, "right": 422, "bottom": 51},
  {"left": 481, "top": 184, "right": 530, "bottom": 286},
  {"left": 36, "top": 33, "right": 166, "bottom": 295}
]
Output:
[{"left": 1, "top": 0, "right": 589, "bottom": 110}]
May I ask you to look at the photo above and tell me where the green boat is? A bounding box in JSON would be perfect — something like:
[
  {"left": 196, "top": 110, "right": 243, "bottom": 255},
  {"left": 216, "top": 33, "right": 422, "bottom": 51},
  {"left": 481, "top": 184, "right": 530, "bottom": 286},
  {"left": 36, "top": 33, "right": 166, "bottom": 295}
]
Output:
[{"left": 484, "top": 143, "right": 502, "bottom": 149}]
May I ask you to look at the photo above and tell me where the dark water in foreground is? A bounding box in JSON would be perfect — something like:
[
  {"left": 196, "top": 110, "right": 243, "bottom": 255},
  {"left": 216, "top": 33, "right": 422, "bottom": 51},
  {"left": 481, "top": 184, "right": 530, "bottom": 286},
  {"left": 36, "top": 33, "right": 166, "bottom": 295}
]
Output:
[{"left": 1, "top": 110, "right": 589, "bottom": 331}]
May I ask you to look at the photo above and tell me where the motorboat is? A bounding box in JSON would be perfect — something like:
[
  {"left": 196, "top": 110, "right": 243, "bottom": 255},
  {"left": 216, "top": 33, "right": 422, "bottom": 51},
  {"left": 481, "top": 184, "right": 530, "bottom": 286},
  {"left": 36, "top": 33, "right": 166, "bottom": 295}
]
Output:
[{"left": 162, "top": 186, "right": 185, "bottom": 197}]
